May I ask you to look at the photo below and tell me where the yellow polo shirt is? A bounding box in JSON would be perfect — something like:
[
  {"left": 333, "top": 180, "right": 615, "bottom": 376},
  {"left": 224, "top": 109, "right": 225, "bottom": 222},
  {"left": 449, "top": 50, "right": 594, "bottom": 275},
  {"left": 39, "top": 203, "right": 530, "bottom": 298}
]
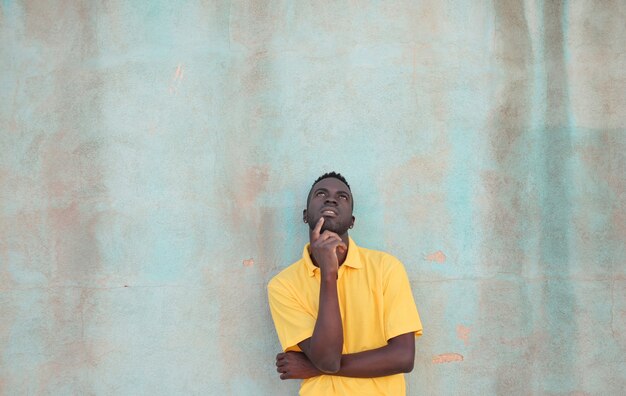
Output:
[{"left": 268, "top": 237, "right": 422, "bottom": 396}]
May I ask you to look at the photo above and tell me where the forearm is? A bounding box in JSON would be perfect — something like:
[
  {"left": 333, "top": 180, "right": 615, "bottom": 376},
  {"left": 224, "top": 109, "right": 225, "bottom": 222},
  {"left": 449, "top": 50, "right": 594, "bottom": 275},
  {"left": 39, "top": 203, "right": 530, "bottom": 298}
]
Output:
[
  {"left": 331, "top": 333, "right": 415, "bottom": 378},
  {"left": 335, "top": 344, "right": 413, "bottom": 378},
  {"left": 306, "top": 273, "right": 343, "bottom": 372},
  {"left": 274, "top": 348, "right": 406, "bottom": 381}
]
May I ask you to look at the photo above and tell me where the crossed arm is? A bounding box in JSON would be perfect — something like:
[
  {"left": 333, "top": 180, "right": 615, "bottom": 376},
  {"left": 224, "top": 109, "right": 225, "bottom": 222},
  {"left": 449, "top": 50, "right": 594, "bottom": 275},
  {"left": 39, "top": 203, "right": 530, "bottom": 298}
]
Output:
[{"left": 275, "top": 332, "right": 415, "bottom": 380}]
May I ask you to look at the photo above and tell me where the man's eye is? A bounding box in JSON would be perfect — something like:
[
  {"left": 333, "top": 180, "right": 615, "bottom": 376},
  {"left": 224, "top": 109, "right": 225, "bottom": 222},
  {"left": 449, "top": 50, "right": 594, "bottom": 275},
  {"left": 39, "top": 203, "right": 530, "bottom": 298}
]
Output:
[
  {"left": 316, "top": 192, "right": 325, "bottom": 197},
  {"left": 339, "top": 195, "right": 348, "bottom": 200}
]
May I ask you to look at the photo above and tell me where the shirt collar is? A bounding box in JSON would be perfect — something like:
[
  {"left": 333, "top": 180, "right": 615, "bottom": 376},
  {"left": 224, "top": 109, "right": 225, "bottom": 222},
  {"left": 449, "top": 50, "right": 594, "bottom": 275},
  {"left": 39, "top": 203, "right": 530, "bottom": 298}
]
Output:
[{"left": 302, "top": 236, "right": 363, "bottom": 277}]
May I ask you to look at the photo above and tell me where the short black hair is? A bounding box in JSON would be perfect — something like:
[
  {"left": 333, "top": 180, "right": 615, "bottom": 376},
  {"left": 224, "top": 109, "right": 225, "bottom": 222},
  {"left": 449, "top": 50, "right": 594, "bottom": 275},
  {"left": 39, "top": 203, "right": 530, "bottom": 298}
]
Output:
[{"left": 307, "top": 171, "right": 353, "bottom": 208}]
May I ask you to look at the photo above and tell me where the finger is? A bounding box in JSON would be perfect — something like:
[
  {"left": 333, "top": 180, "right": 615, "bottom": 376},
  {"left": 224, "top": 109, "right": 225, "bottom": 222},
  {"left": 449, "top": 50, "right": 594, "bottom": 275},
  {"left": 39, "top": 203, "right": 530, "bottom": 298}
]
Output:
[
  {"left": 318, "top": 231, "right": 342, "bottom": 243},
  {"left": 276, "top": 360, "right": 287, "bottom": 367},
  {"left": 276, "top": 353, "right": 285, "bottom": 361},
  {"left": 317, "top": 235, "right": 339, "bottom": 245},
  {"left": 319, "top": 230, "right": 341, "bottom": 240},
  {"left": 319, "top": 235, "right": 344, "bottom": 248},
  {"left": 315, "top": 234, "right": 338, "bottom": 245},
  {"left": 321, "top": 239, "right": 348, "bottom": 256},
  {"left": 312, "top": 217, "right": 324, "bottom": 241},
  {"left": 280, "top": 372, "right": 289, "bottom": 380}
]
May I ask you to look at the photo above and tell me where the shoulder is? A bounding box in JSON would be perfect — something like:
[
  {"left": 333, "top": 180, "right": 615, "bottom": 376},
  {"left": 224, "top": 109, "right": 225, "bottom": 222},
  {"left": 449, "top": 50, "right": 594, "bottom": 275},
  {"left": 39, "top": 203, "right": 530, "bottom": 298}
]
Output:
[
  {"left": 356, "top": 245, "right": 410, "bottom": 288},
  {"left": 357, "top": 245, "right": 404, "bottom": 271},
  {"left": 268, "top": 259, "right": 306, "bottom": 292}
]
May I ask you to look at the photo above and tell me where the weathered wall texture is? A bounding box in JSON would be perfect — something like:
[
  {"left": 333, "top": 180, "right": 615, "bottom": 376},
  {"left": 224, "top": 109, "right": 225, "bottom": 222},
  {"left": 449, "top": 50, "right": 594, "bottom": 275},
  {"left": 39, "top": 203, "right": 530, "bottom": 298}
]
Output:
[{"left": 1, "top": 1, "right": 625, "bottom": 395}]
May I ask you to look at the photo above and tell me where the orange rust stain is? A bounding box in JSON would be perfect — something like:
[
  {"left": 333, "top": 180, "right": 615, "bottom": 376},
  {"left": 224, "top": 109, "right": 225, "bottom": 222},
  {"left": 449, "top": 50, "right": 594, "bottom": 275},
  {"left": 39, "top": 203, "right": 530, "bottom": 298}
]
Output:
[
  {"left": 456, "top": 324, "right": 471, "bottom": 345},
  {"left": 432, "top": 353, "right": 464, "bottom": 364},
  {"left": 174, "top": 63, "right": 184, "bottom": 80},
  {"left": 243, "top": 258, "right": 254, "bottom": 267},
  {"left": 169, "top": 63, "right": 184, "bottom": 95},
  {"left": 425, "top": 250, "right": 446, "bottom": 263},
  {"left": 225, "top": 165, "right": 270, "bottom": 233},
  {"left": 174, "top": 63, "right": 184, "bottom": 81},
  {"left": 241, "top": 166, "right": 269, "bottom": 206}
]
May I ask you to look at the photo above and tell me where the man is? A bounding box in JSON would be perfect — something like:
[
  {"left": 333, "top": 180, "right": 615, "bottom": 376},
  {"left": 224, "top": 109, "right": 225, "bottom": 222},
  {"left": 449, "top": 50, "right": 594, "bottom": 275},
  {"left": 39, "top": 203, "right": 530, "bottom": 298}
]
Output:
[{"left": 268, "top": 172, "right": 423, "bottom": 395}]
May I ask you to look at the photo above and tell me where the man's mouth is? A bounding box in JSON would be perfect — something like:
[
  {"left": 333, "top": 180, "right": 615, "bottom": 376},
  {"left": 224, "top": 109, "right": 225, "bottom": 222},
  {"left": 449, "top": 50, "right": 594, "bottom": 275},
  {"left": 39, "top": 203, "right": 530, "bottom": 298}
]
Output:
[{"left": 321, "top": 208, "right": 338, "bottom": 217}]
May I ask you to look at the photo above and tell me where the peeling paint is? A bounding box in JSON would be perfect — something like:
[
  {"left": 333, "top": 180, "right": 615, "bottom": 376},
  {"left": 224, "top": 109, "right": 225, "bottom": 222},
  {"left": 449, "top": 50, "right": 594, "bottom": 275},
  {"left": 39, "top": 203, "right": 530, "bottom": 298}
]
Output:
[
  {"left": 242, "top": 258, "right": 254, "bottom": 267},
  {"left": 456, "top": 324, "right": 470, "bottom": 345},
  {"left": 424, "top": 250, "right": 446, "bottom": 263},
  {"left": 432, "top": 353, "right": 464, "bottom": 364},
  {"left": 169, "top": 63, "right": 184, "bottom": 95}
]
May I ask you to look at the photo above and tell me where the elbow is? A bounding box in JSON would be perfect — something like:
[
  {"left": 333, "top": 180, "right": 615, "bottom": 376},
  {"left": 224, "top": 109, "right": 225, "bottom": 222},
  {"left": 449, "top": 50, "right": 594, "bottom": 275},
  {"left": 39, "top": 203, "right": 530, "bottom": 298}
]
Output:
[
  {"left": 315, "top": 356, "right": 341, "bottom": 374},
  {"left": 319, "top": 365, "right": 340, "bottom": 374},
  {"left": 400, "top": 350, "right": 415, "bottom": 373},
  {"left": 402, "top": 358, "right": 414, "bottom": 373},
  {"left": 317, "top": 361, "right": 341, "bottom": 374}
]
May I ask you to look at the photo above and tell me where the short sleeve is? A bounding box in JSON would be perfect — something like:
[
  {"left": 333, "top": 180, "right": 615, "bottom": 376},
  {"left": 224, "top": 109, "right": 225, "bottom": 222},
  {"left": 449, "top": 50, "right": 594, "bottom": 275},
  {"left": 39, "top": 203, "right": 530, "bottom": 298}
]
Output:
[
  {"left": 383, "top": 258, "right": 423, "bottom": 340},
  {"left": 267, "top": 279, "right": 316, "bottom": 352}
]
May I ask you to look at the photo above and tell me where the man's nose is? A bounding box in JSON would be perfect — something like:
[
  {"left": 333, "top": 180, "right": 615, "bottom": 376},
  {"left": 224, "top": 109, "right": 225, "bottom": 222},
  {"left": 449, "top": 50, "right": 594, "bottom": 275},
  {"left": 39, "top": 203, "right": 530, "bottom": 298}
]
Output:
[{"left": 325, "top": 196, "right": 338, "bottom": 205}]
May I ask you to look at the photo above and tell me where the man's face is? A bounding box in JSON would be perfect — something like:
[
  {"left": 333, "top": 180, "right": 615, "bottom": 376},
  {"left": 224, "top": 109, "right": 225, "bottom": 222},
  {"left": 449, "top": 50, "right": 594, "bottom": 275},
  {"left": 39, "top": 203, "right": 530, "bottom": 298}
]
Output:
[{"left": 304, "top": 177, "right": 355, "bottom": 236}]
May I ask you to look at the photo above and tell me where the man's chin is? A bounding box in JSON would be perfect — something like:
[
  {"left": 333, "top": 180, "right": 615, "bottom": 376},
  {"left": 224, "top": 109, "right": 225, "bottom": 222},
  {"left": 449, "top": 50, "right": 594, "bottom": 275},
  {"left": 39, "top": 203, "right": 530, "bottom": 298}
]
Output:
[
  {"left": 322, "top": 223, "right": 349, "bottom": 236},
  {"left": 308, "top": 217, "right": 349, "bottom": 236}
]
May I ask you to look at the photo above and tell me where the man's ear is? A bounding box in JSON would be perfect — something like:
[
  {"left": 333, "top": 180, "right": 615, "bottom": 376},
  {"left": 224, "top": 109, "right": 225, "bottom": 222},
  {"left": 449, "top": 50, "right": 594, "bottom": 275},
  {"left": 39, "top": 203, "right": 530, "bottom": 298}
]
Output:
[
  {"left": 303, "top": 209, "right": 307, "bottom": 223},
  {"left": 351, "top": 216, "right": 355, "bottom": 227}
]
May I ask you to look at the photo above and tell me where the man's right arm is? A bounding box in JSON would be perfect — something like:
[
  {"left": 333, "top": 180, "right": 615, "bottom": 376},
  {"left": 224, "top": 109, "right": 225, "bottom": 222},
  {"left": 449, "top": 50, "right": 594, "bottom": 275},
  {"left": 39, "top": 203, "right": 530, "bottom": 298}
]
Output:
[
  {"left": 297, "top": 218, "right": 346, "bottom": 373},
  {"left": 297, "top": 272, "right": 342, "bottom": 373}
]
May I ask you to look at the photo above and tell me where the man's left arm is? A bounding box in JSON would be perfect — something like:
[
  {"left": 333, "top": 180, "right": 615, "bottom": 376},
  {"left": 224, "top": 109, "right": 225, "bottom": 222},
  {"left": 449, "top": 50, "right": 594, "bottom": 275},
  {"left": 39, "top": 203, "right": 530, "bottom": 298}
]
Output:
[{"left": 276, "top": 332, "right": 415, "bottom": 380}]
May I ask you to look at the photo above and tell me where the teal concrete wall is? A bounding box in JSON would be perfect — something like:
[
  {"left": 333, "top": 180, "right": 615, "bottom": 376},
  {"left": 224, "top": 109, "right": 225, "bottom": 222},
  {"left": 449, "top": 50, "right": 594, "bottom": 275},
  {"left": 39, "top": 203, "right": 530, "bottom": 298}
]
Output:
[{"left": 1, "top": 1, "right": 625, "bottom": 394}]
